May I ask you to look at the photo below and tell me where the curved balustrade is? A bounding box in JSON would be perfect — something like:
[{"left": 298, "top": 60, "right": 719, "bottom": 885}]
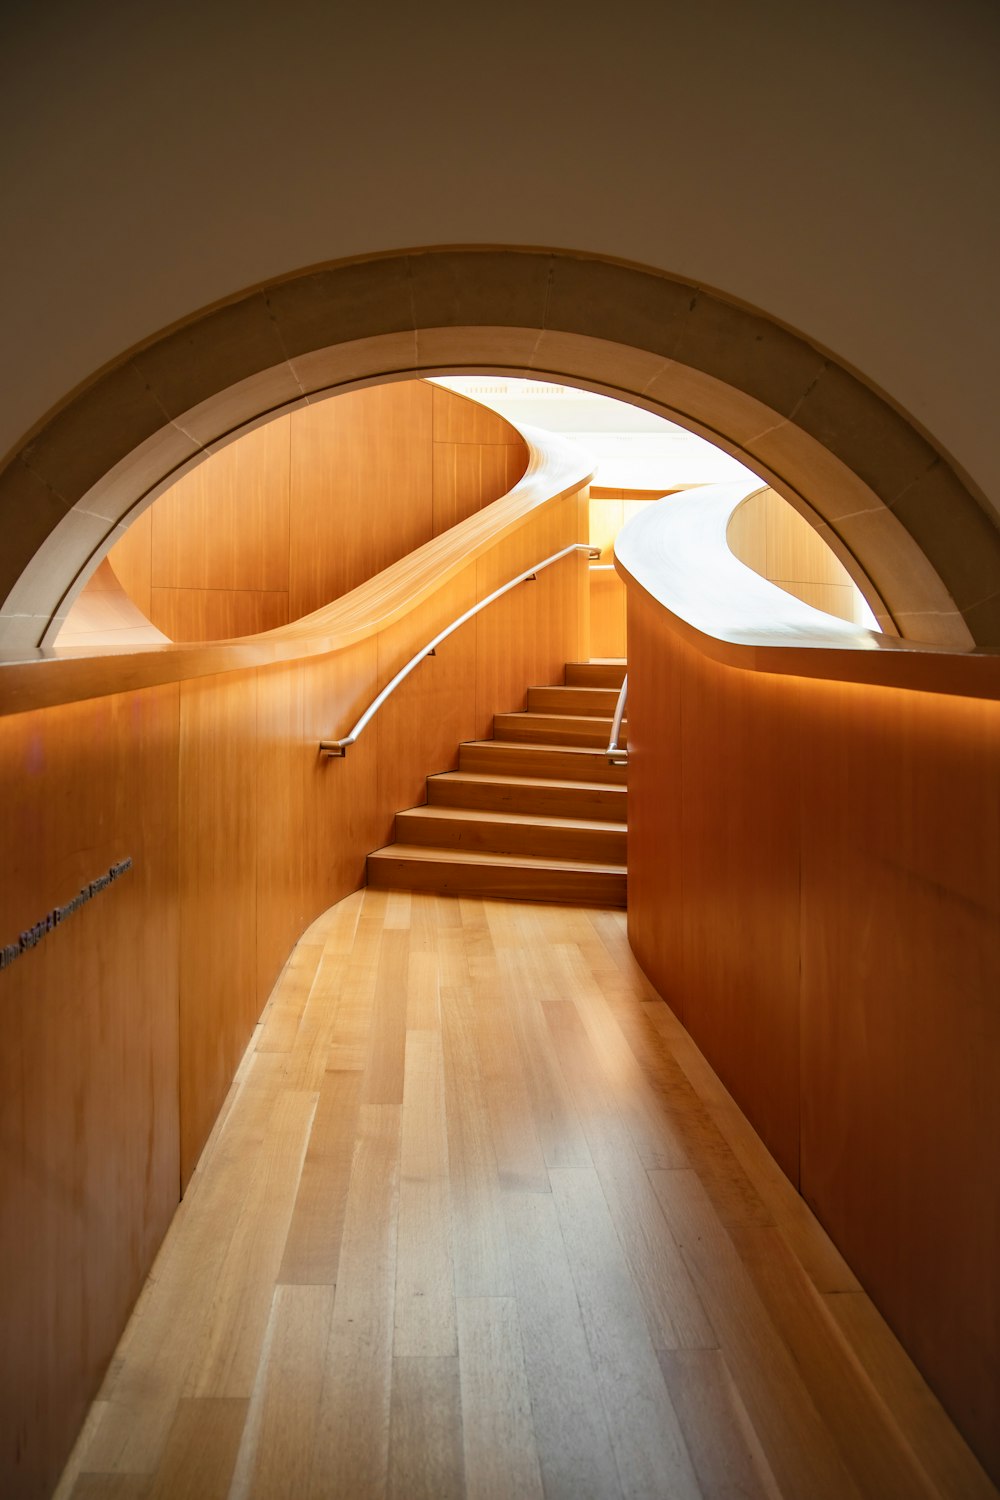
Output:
[
  {"left": 616, "top": 483, "right": 1000, "bottom": 1480},
  {"left": 0, "top": 424, "right": 591, "bottom": 716},
  {"left": 615, "top": 481, "right": 1000, "bottom": 699}
]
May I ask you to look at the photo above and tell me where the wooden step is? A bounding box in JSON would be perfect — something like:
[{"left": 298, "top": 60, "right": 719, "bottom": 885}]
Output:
[
  {"left": 427, "top": 770, "right": 627, "bottom": 822},
  {"left": 458, "top": 740, "right": 627, "bottom": 784},
  {"left": 367, "top": 844, "right": 626, "bottom": 908},
  {"left": 395, "top": 805, "right": 626, "bottom": 862},
  {"left": 494, "top": 712, "right": 626, "bottom": 748},
  {"left": 527, "top": 684, "right": 621, "bottom": 715},
  {"left": 367, "top": 660, "right": 629, "bottom": 910},
  {"left": 565, "top": 661, "right": 626, "bottom": 689}
]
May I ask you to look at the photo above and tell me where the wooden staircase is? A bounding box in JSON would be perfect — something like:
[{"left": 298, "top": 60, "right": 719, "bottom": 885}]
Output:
[{"left": 367, "top": 661, "right": 627, "bottom": 906}]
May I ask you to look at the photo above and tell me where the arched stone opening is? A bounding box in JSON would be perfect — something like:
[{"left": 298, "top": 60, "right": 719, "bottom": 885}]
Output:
[{"left": 3, "top": 247, "right": 998, "bottom": 651}]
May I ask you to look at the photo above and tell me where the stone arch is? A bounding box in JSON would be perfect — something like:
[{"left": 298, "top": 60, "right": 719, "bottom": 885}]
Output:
[{"left": 3, "top": 247, "right": 998, "bottom": 649}]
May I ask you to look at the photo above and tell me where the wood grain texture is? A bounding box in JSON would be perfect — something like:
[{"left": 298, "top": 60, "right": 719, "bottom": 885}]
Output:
[
  {"left": 797, "top": 676, "right": 1000, "bottom": 1478},
  {"left": 149, "top": 588, "right": 289, "bottom": 642},
  {"left": 0, "top": 688, "right": 181, "bottom": 1500},
  {"left": 100, "top": 383, "right": 526, "bottom": 644},
  {"left": 727, "top": 488, "right": 869, "bottom": 624},
  {"left": 7, "top": 425, "right": 589, "bottom": 731},
  {"left": 590, "top": 569, "right": 627, "bottom": 658},
  {"left": 177, "top": 671, "right": 259, "bottom": 1186},
  {"left": 289, "top": 385, "right": 434, "bottom": 622},
  {"left": 55, "top": 891, "right": 995, "bottom": 1500},
  {"left": 150, "top": 418, "right": 292, "bottom": 594},
  {"left": 431, "top": 384, "right": 525, "bottom": 447},
  {"left": 0, "top": 417, "right": 588, "bottom": 1499},
  {"left": 625, "top": 574, "right": 1000, "bottom": 1482},
  {"left": 457, "top": 1297, "right": 543, "bottom": 1500}
]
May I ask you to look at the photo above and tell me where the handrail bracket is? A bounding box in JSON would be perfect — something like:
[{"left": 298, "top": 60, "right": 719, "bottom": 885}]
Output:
[{"left": 606, "top": 673, "right": 628, "bottom": 766}]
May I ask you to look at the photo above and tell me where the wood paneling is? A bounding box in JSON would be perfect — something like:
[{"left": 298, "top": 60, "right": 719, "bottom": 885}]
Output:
[
  {"left": 476, "top": 490, "right": 588, "bottom": 733},
  {"left": 798, "top": 678, "right": 1000, "bottom": 1476},
  {"left": 431, "top": 384, "right": 521, "bottom": 446},
  {"left": 103, "top": 383, "right": 528, "bottom": 644},
  {"left": 590, "top": 572, "right": 626, "bottom": 658},
  {"left": 150, "top": 588, "right": 289, "bottom": 641},
  {"left": 0, "top": 687, "right": 180, "bottom": 1500},
  {"left": 588, "top": 498, "right": 623, "bottom": 558},
  {"left": 587, "top": 493, "right": 659, "bottom": 659},
  {"left": 0, "top": 418, "right": 586, "bottom": 1496},
  {"left": 289, "top": 385, "right": 434, "bottom": 620},
  {"left": 150, "top": 418, "right": 291, "bottom": 593},
  {"left": 431, "top": 442, "right": 526, "bottom": 536},
  {"left": 728, "top": 488, "right": 869, "bottom": 624},
  {"left": 253, "top": 641, "right": 383, "bottom": 1007},
  {"left": 6, "top": 425, "right": 590, "bottom": 720},
  {"left": 177, "top": 671, "right": 259, "bottom": 1185},
  {"left": 625, "top": 580, "right": 1000, "bottom": 1482}
]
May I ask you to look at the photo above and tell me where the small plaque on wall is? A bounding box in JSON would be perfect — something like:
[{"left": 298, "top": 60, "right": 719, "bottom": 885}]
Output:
[{"left": 0, "top": 857, "right": 133, "bottom": 972}]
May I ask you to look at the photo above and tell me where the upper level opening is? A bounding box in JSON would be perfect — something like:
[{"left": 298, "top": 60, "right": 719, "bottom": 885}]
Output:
[{"left": 55, "top": 375, "right": 881, "bottom": 651}]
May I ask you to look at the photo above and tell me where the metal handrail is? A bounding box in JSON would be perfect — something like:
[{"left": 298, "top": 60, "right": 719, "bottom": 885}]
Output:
[
  {"left": 320, "top": 543, "right": 599, "bottom": 756},
  {"left": 607, "top": 673, "right": 628, "bottom": 765}
]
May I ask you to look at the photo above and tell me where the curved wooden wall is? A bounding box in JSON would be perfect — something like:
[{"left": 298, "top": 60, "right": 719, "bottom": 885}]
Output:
[
  {"left": 97, "top": 381, "right": 527, "bottom": 642},
  {"left": 0, "top": 425, "right": 590, "bottom": 1500},
  {"left": 727, "top": 487, "right": 875, "bottom": 625},
  {"left": 618, "top": 489, "right": 1000, "bottom": 1482}
]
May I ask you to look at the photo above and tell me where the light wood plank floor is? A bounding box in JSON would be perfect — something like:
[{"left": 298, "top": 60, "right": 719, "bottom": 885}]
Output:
[{"left": 56, "top": 890, "right": 996, "bottom": 1500}]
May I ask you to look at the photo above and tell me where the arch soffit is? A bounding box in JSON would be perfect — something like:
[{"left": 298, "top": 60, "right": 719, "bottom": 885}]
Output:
[{"left": 2, "top": 248, "right": 998, "bottom": 651}]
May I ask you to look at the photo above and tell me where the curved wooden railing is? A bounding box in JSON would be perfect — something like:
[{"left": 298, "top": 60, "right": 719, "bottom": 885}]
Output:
[
  {"left": 615, "top": 481, "right": 1000, "bottom": 1482},
  {"left": 0, "top": 424, "right": 592, "bottom": 717},
  {"left": 614, "top": 480, "right": 1000, "bottom": 699}
]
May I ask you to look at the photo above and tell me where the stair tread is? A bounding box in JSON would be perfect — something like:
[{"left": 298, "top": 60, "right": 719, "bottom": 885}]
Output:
[
  {"left": 431, "top": 770, "right": 626, "bottom": 795},
  {"left": 497, "top": 711, "right": 617, "bottom": 726},
  {"left": 400, "top": 805, "right": 626, "bottom": 834},
  {"left": 460, "top": 741, "right": 626, "bottom": 781},
  {"left": 463, "top": 739, "right": 613, "bottom": 754},
  {"left": 528, "top": 686, "right": 621, "bottom": 707},
  {"left": 369, "top": 843, "right": 626, "bottom": 874},
  {"left": 532, "top": 685, "right": 617, "bottom": 694}
]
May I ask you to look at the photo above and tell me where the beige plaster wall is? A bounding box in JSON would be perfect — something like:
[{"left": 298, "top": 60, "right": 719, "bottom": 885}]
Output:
[{"left": 1, "top": 0, "right": 998, "bottom": 521}]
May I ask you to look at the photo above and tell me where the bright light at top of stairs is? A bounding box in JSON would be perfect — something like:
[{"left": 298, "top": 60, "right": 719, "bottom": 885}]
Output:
[{"left": 431, "top": 376, "right": 761, "bottom": 488}]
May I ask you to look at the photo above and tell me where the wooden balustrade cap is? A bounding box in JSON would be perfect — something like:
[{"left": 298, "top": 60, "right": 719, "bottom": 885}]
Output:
[{"left": 615, "top": 484, "right": 1000, "bottom": 702}]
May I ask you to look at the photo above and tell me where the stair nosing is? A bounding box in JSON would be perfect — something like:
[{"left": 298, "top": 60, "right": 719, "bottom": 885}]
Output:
[
  {"left": 397, "top": 806, "right": 627, "bottom": 833},
  {"left": 431, "top": 769, "right": 626, "bottom": 791},
  {"left": 369, "top": 844, "right": 627, "bottom": 874},
  {"left": 461, "top": 739, "right": 614, "bottom": 753}
]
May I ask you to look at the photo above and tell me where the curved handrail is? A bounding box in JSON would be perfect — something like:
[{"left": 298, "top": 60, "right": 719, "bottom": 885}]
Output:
[
  {"left": 0, "top": 425, "right": 594, "bottom": 718},
  {"left": 614, "top": 483, "right": 1000, "bottom": 701},
  {"left": 321, "top": 543, "right": 599, "bottom": 756},
  {"left": 606, "top": 675, "right": 628, "bottom": 765}
]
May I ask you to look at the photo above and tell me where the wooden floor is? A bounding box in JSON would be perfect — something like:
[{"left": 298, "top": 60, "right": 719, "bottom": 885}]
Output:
[{"left": 56, "top": 890, "right": 996, "bottom": 1500}]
